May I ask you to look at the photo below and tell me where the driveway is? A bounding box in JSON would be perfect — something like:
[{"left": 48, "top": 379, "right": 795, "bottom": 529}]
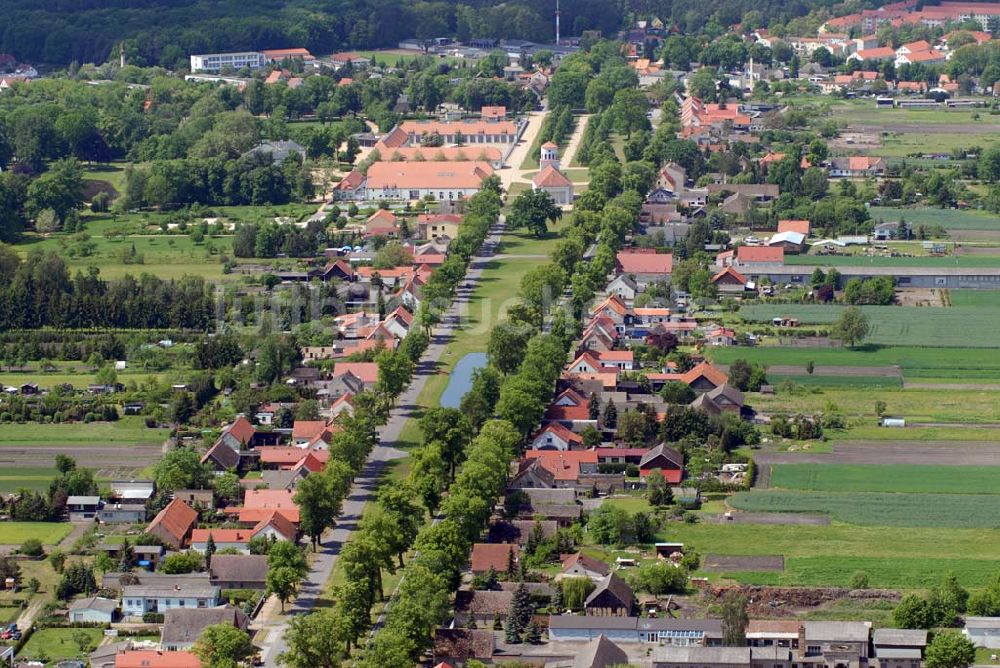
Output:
[{"left": 255, "top": 217, "right": 507, "bottom": 664}]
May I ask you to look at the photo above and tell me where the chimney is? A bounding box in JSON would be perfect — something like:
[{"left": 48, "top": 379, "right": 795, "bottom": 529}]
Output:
[{"left": 797, "top": 624, "right": 806, "bottom": 658}]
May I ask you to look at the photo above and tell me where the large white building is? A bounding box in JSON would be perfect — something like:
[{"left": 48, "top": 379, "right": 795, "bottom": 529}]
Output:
[{"left": 190, "top": 52, "right": 266, "bottom": 73}]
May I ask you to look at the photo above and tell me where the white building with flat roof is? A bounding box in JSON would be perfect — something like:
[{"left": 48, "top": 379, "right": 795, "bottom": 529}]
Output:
[{"left": 190, "top": 52, "right": 265, "bottom": 73}]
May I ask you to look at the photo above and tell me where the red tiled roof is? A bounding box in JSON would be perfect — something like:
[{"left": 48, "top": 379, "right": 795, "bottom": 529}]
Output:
[
  {"left": 380, "top": 146, "right": 503, "bottom": 163},
  {"left": 400, "top": 119, "right": 517, "bottom": 137},
  {"left": 598, "top": 350, "right": 634, "bottom": 362},
  {"left": 292, "top": 420, "right": 328, "bottom": 440},
  {"left": 532, "top": 422, "right": 584, "bottom": 445},
  {"left": 524, "top": 449, "right": 598, "bottom": 480},
  {"left": 533, "top": 165, "right": 572, "bottom": 188},
  {"left": 365, "top": 161, "right": 494, "bottom": 190},
  {"left": 191, "top": 528, "right": 255, "bottom": 544},
  {"left": 253, "top": 509, "right": 298, "bottom": 541},
  {"left": 856, "top": 47, "right": 896, "bottom": 59},
  {"left": 470, "top": 543, "right": 518, "bottom": 572},
  {"left": 777, "top": 220, "right": 810, "bottom": 235},
  {"left": 333, "top": 362, "right": 379, "bottom": 384},
  {"left": 592, "top": 295, "right": 629, "bottom": 316},
  {"left": 736, "top": 246, "right": 784, "bottom": 263},
  {"left": 260, "top": 447, "right": 331, "bottom": 467},
  {"left": 544, "top": 404, "right": 593, "bottom": 422},
  {"left": 617, "top": 251, "right": 673, "bottom": 274},
  {"left": 711, "top": 266, "right": 748, "bottom": 285},
  {"left": 147, "top": 499, "right": 198, "bottom": 547},
  {"left": 115, "top": 650, "right": 201, "bottom": 668},
  {"left": 680, "top": 361, "right": 729, "bottom": 388},
  {"left": 224, "top": 417, "right": 256, "bottom": 445},
  {"left": 336, "top": 170, "right": 365, "bottom": 191}
]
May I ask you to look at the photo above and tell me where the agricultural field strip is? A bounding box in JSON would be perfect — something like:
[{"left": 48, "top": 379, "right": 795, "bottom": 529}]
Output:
[{"left": 770, "top": 463, "right": 1000, "bottom": 494}]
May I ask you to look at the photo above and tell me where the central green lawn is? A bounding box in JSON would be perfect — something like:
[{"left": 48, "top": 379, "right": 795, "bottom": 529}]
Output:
[
  {"left": 771, "top": 463, "right": 1000, "bottom": 494},
  {"left": 730, "top": 489, "right": 1000, "bottom": 527},
  {"left": 17, "top": 627, "right": 105, "bottom": 662},
  {"left": 0, "top": 522, "right": 72, "bottom": 545},
  {"left": 0, "top": 416, "right": 168, "bottom": 446}
]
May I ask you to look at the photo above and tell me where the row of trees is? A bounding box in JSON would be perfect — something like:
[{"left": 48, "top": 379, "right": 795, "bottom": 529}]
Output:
[{"left": 0, "top": 250, "right": 214, "bottom": 330}]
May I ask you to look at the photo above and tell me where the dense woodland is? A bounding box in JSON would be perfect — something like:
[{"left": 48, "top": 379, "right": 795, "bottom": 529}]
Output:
[{"left": 6, "top": 0, "right": 897, "bottom": 68}]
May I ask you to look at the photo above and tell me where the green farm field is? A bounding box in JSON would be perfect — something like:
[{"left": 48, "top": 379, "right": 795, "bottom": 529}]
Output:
[
  {"left": 749, "top": 387, "right": 1000, "bottom": 424},
  {"left": 0, "top": 417, "right": 168, "bottom": 446},
  {"left": 730, "top": 489, "right": 1000, "bottom": 527},
  {"left": 869, "top": 207, "right": 1000, "bottom": 232},
  {"left": 765, "top": 374, "right": 902, "bottom": 389},
  {"left": 771, "top": 463, "right": 1000, "bottom": 494},
  {"left": 0, "top": 467, "right": 62, "bottom": 493},
  {"left": 830, "top": 103, "right": 1000, "bottom": 126},
  {"left": 738, "top": 305, "right": 1000, "bottom": 348},
  {"left": 0, "top": 522, "right": 72, "bottom": 545},
  {"left": 665, "top": 522, "right": 1000, "bottom": 586}
]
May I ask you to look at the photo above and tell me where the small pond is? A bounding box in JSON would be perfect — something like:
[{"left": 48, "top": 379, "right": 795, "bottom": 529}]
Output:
[{"left": 439, "top": 352, "right": 488, "bottom": 408}]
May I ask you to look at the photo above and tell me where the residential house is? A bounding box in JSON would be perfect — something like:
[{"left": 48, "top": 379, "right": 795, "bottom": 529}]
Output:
[
  {"left": 706, "top": 183, "right": 780, "bottom": 202},
  {"left": 633, "top": 307, "right": 671, "bottom": 327},
  {"left": 597, "top": 350, "right": 635, "bottom": 371},
  {"left": 229, "top": 488, "right": 299, "bottom": 524},
  {"left": 110, "top": 480, "right": 155, "bottom": 503},
  {"left": 829, "top": 156, "right": 887, "bottom": 178},
  {"left": 543, "top": 403, "right": 599, "bottom": 432},
  {"left": 469, "top": 543, "right": 518, "bottom": 575},
  {"left": 174, "top": 489, "right": 215, "bottom": 510},
  {"left": 454, "top": 589, "right": 514, "bottom": 626},
  {"left": 122, "top": 580, "right": 221, "bottom": 617},
  {"left": 691, "top": 383, "right": 745, "bottom": 415},
  {"left": 848, "top": 46, "right": 897, "bottom": 62},
  {"left": 432, "top": 628, "right": 495, "bottom": 666},
  {"left": 145, "top": 498, "right": 198, "bottom": 549},
  {"left": 332, "top": 362, "right": 379, "bottom": 389},
  {"left": 364, "top": 209, "right": 400, "bottom": 238},
  {"left": 584, "top": 573, "right": 635, "bottom": 616},
  {"left": 242, "top": 140, "right": 306, "bottom": 165},
  {"left": 574, "top": 635, "right": 629, "bottom": 668},
  {"left": 639, "top": 443, "right": 685, "bottom": 482},
  {"left": 591, "top": 295, "right": 631, "bottom": 327},
  {"left": 69, "top": 596, "right": 118, "bottom": 623},
  {"left": 873, "top": 628, "right": 927, "bottom": 668},
  {"left": 67, "top": 495, "right": 100, "bottom": 521},
  {"left": 705, "top": 327, "right": 737, "bottom": 346},
  {"left": 711, "top": 267, "right": 748, "bottom": 294},
  {"left": 487, "top": 519, "right": 558, "bottom": 547},
  {"left": 530, "top": 423, "right": 584, "bottom": 451},
  {"left": 735, "top": 246, "right": 785, "bottom": 267},
  {"left": 161, "top": 606, "right": 249, "bottom": 651},
  {"left": 417, "top": 213, "right": 462, "bottom": 240},
  {"left": 208, "top": 555, "right": 269, "bottom": 590},
  {"left": 616, "top": 250, "right": 673, "bottom": 285},
  {"left": 558, "top": 552, "right": 611, "bottom": 581},
  {"left": 113, "top": 650, "right": 201, "bottom": 668},
  {"left": 97, "top": 503, "right": 147, "bottom": 524}
]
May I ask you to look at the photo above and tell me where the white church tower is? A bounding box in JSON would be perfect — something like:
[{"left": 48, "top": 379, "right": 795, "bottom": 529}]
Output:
[{"left": 540, "top": 141, "right": 560, "bottom": 171}]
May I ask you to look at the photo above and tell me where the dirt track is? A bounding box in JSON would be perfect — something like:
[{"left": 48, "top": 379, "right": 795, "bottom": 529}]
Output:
[
  {"left": 708, "top": 512, "right": 830, "bottom": 525},
  {"left": 758, "top": 365, "right": 901, "bottom": 377},
  {"left": 703, "top": 555, "right": 785, "bottom": 572},
  {"left": 850, "top": 122, "right": 999, "bottom": 134}
]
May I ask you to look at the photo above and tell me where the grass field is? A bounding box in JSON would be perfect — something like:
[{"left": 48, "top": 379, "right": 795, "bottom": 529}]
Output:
[
  {"left": 771, "top": 463, "right": 1000, "bottom": 494},
  {"left": 730, "top": 489, "right": 1000, "bottom": 527},
  {"left": 0, "top": 523, "right": 72, "bottom": 545},
  {"left": 869, "top": 206, "right": 1000, "bottom": 232},
  {"left": 17, "top": 627, "right": 105, "bottom": 662},
  {"left": 0, "top": 417, "right": 168, "bottom": 446},
  {"left": 738, "top": 304, "right": 1000, "bottom": 348},
  {"left": 948, "top": 289, "right": 1000, "bottom": 306},
  {"left": 725, "top": 555, "right": 1000, "bottom": 588},
  {"left": 830, "top": 103, "right": 1000, "bottom": 126},
  {"left": 0, "top": 467, "right": 61, "bottom": 493},
  {"left": 749, "top": 387, "right": 1000, "bottom": 424},
  {"left": 666, "top": 521, "right": 1000, "bottom": 586}
]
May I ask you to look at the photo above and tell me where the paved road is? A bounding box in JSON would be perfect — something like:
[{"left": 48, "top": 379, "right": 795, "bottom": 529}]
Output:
[
  {"left": 497, "top": 109, "right": 548, "bottom": 191},
  {"left": 255, "top": 217, "right": 507, "bottom": 664}
]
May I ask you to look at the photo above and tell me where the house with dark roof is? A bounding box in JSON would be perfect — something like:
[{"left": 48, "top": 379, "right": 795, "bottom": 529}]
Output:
[
  {"left": 873, "top": 628, "right": 926, "bottom": 668},
  {"left": 487, "top": 519, "right": 558, "bottom": 546},
  {"left": 639, "top": 444, "right": 685, "bottom": 483},
  {"left": 161, "top": 606, "right": 249, "bottom": 651},
  {"left": 145, "top": 498, "right": 198, "bottom": 549},
  {"left": 454, "top": 589, "right": 514, "bottom": 626},
  {"left": 574, "top": 635, "right": 629, "bottom": 668},
  {"left": 433, "top": 628, "right": 495, "bottom": 665},
  {"left": 584, "top": 573, "right": 635, "bottom": 616},
  {"left": 208, "top": 554, "right": 269, "bottom": 590}
]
